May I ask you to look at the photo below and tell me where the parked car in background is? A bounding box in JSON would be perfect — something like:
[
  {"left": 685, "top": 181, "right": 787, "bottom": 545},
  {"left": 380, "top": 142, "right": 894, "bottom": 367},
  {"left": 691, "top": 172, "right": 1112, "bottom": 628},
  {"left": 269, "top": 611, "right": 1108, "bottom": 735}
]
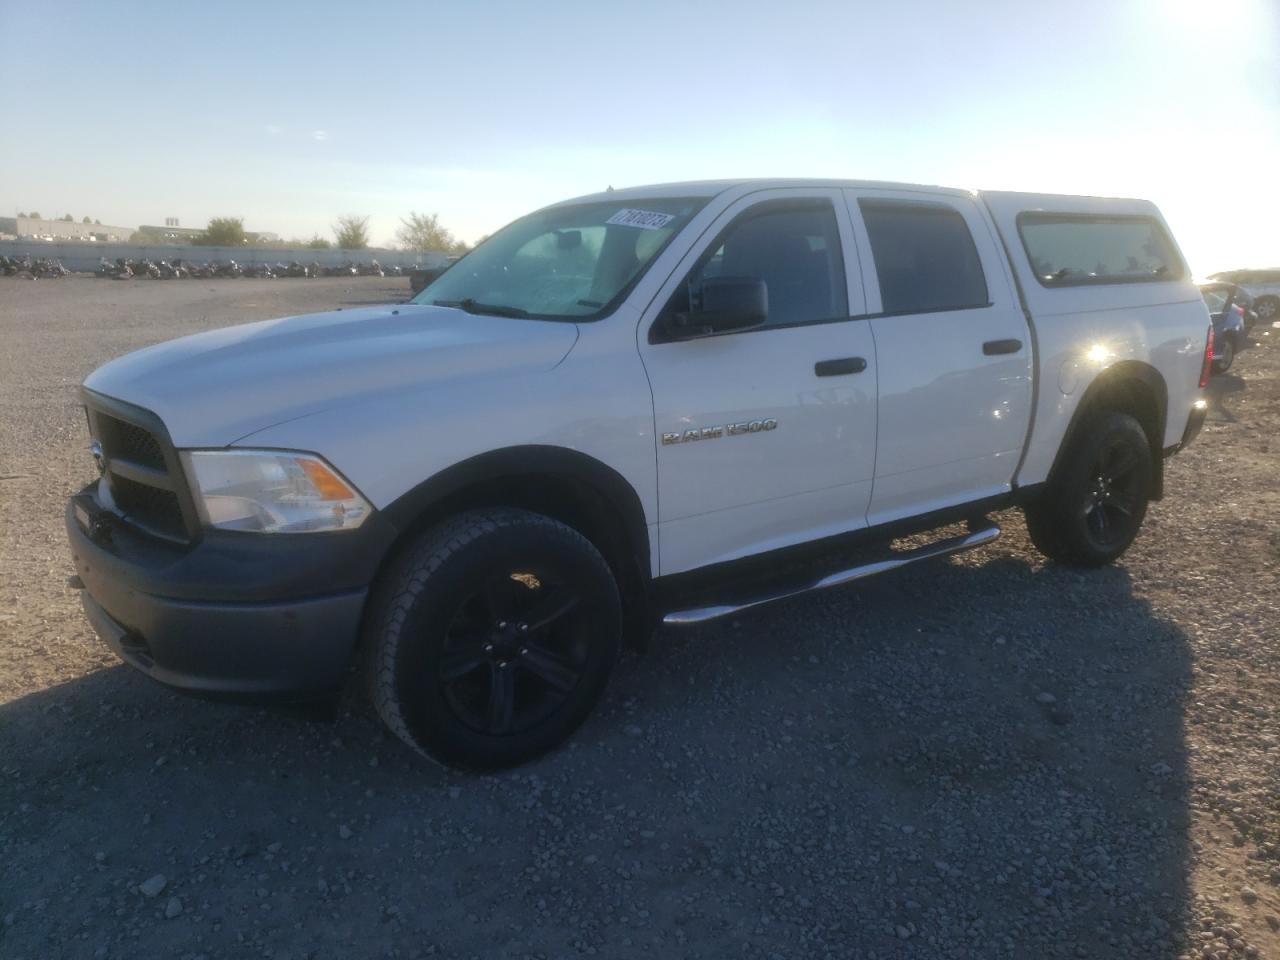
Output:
[
  {"left": 1199, "top": 282, "right": 1248, "bottom": 373},
  {"left": 1201, "top": 279, "right": 1259, "bottom": 329},
  {"left": 1207, "top": 268, "right": 1280, "bottom": 323},
  {"left": 1230, "top": 286, "right": 1260, "bottom": 330}
]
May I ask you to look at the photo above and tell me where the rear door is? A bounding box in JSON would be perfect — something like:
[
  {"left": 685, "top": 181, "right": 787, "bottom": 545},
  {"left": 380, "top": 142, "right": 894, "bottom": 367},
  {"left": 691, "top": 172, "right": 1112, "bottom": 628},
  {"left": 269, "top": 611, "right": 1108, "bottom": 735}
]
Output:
[{"left": 843, "top": 188, "right": 1032, "bottom": 525}]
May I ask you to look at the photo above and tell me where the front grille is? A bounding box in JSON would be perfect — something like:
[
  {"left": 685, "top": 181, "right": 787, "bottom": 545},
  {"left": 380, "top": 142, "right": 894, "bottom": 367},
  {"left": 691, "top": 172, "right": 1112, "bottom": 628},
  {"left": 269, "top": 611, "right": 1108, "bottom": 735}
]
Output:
[
  {"left": 108, "top": 474, "right": 188, "bottom": 541},
  {"left": 85, "top": 398, "right": 193, "bottom": 544},
  {"left": 96, "top": 415, "right": 165, "bottom": 470}
]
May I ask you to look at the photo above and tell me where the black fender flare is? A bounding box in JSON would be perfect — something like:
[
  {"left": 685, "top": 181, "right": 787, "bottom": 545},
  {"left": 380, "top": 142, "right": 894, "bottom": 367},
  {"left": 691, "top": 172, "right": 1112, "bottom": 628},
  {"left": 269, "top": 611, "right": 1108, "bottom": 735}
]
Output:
[
  {"left": 380, "top": 445, "right": 652, "bottom": 582},
  {"left": 1045, "top": 360, "right": 1169, "bottom": 499}
]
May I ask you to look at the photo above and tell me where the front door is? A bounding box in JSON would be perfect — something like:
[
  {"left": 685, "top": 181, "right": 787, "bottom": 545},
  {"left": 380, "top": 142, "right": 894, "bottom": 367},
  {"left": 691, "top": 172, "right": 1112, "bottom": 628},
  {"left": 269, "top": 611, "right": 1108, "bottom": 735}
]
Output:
[{"left": 638, "top": 188, "right": 878, "bottom": 575}]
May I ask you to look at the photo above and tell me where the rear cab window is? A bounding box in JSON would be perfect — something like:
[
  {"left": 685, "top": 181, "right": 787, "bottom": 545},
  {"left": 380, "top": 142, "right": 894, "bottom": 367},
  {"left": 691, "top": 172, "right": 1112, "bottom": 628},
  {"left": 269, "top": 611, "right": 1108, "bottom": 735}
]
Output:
[{"left": 1017, "top": 214, "right": 1185, "bottom": 287}]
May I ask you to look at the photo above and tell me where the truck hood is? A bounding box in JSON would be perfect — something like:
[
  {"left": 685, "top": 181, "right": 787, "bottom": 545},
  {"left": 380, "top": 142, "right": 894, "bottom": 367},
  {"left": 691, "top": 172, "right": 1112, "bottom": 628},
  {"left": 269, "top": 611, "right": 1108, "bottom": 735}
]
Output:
[{"left": 84, "top": 303, "right": 580, "bottom": 446}]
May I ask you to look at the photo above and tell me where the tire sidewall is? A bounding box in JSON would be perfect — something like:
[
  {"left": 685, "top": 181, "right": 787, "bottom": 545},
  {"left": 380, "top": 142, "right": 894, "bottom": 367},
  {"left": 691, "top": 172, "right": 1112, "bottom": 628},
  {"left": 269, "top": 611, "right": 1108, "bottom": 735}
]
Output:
[
  {"left": 1035, "top": 412, "right": 1153, "bottom": 566},
  {"left": 1059, "top": 414, "right": 1152, "bottom": 563},
  {"left": 1214, "top": 338, "right": 1234, "bottom": 373},
  {"left": 380, "top": 512, "right": 621, "bottom": 769}
]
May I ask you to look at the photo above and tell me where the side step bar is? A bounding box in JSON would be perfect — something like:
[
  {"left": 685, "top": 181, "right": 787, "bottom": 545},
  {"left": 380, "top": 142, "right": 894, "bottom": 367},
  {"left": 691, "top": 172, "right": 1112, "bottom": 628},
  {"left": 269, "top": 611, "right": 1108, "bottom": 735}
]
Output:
[{"left": 662, "top": 522, "right": 1001, "bottom": 626}]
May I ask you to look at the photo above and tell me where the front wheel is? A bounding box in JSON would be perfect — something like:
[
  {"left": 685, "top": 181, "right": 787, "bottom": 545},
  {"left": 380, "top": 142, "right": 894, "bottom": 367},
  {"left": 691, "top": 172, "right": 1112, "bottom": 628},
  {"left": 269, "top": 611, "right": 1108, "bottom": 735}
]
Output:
[
  {"left": 366, "top": 509, "right": 622, "bottom": 769},
  {"left": 1023, "top": 411, "right": 1153, "bottom": 567}
]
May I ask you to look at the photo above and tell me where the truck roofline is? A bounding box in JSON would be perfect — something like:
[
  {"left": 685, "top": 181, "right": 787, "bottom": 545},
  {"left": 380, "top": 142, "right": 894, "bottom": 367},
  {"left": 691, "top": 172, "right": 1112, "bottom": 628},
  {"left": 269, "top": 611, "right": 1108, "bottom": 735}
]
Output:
[
  {"left": 550, "top": 179, "right": 1162, "bottom": 211},
  {"left": 549, "top": 178, "right": 978, "bottom": 208}
]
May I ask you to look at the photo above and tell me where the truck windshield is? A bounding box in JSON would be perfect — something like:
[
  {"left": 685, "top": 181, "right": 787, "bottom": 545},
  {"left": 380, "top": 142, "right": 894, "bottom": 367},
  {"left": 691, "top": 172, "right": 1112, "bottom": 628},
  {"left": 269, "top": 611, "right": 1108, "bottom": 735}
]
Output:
[{"left": 412, "top": 197, "right": 707, "bottom": 321}]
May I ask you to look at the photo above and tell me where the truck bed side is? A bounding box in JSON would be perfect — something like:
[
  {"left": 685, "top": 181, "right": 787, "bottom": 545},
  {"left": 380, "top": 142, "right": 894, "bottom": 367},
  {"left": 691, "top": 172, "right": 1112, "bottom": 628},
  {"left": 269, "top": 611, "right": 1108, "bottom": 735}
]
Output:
[{"left": 980, "top": 191, "right": 1209, "bottom": 488}]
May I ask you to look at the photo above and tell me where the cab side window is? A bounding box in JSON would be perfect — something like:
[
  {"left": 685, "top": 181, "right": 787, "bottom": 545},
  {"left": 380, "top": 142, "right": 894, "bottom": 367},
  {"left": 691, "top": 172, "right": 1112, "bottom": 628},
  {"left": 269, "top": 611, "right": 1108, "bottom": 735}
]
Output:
[
  {"left": 859, "top": 199, "right": 989, "bottom": 315},
  {"left": 671, "top": 201, "right": 848, "bottom": 329}
]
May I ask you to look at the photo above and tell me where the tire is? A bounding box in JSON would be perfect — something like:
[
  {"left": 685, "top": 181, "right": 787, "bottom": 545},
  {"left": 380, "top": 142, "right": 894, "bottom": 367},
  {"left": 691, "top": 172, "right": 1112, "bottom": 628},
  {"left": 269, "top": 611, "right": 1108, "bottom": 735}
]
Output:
[
  {"left": 1023, "top": 411, "right": 1153, "bottom": 567},
  {"left": 1213, "top": 336, "right": 1235, "bottom": 373},
  {"left": 1254, "top": 296, "right": 1278, "bottom": 321},
  {"left": 366, "top": 508, "right": 622, "bottom": 769}
]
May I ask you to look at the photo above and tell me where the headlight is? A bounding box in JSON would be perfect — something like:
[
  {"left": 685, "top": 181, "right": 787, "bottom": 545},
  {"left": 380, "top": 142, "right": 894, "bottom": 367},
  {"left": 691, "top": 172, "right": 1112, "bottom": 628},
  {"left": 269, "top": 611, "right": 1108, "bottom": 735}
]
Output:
[{"left": 181, "top": 450, "right": 371, "bottom": 533}]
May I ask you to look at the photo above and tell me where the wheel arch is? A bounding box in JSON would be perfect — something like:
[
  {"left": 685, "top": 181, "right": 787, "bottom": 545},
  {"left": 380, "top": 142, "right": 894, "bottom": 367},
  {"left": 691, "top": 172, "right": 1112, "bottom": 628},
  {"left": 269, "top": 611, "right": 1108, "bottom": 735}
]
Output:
[
  {"left": 375, "top": 445, "right": 654, "bottom": 640},
  {"left": 1048, "top": 360, "right": 1169, "bottom": 500}
]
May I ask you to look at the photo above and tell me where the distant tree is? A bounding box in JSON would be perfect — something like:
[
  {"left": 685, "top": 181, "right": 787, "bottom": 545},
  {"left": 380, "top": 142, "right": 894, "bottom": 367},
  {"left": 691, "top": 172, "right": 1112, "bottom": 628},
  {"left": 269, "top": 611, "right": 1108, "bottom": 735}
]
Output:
[
  {"left": 333, "top": 215, "right": 370, "bottom": 250},
  {"left": 82, "top": 216, "right": 92, "bottom": 224},
  {"left": 130, "top": 227, "right": 181, "bottom": 245},
  {"left": 195, "top": 217, "right": 247, "bottom": 246},
  {"left": 306, "top": 234, "right": 332, "bottom": 250},
  {"left": 396, "top": 211, "right": 467, "bottom": 253},
  {"left": 27, "top": 211, "right": 40, "bottom": 220},
  {"left": 94, "top": 218, "right": 101, "bottom": 225},
  {"left": 62, "top": 213, "right": 74, "bottom": 221},
  {"left": 16, "top": 212, "right": 26, "bottom": 218}
]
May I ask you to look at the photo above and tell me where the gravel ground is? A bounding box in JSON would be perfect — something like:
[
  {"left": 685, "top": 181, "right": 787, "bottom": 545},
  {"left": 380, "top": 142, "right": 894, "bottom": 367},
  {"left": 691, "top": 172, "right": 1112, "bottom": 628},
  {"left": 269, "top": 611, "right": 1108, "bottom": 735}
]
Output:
[{"left": 1, "top": 276, "right": 1278, "bottom": 960}]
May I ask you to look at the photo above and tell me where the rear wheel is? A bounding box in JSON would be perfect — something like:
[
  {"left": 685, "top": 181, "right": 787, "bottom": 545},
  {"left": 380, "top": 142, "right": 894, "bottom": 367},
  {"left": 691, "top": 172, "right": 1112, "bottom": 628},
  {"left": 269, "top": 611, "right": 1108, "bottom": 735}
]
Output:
[
  {"left": 1254, "top": 296, "right": 1278, "bottom": 321},
  {"left": 1213, "top": 336, "right": 1235, "bottom": 373},
  {"left": 1023, "top": 411, "right": 1152, "bottom": 567},
  {"left": 366, "top": 509, "right": 621, "bottom": 769}
]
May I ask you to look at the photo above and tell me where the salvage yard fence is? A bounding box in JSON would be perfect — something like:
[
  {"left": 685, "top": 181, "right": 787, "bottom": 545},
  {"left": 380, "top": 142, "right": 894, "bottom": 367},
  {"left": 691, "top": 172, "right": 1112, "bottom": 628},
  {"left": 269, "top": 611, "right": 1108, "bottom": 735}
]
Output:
[{"left": 0, "top": 240, "right": 450, "bottom": 274}]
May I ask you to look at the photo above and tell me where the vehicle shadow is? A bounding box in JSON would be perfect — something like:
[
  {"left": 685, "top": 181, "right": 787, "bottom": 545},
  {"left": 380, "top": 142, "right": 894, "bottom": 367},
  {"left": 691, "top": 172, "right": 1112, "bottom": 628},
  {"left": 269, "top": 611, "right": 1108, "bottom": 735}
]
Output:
[
  {"left": 0, "top": 530, "right": 1194, "bottom": 958},
  {"left": 1206, "top": 371, "right": 1246, "bottom": 423}
]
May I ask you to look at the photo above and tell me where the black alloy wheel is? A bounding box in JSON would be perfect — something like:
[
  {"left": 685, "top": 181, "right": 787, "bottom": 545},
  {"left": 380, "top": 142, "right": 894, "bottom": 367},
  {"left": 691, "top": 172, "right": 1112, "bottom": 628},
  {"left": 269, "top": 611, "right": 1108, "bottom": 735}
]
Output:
[
  {"left": 1081, "top": 435, "right": 1145, "bottom": 551},
  {"left": 437, "top": 570, "right": 589, "bottom": 737},
  {"left": 1023, "top": 410, "right": 1152, "bottom": 567},
  {"left": 367, "top": 509, "right": 622, "bottom": 769}
]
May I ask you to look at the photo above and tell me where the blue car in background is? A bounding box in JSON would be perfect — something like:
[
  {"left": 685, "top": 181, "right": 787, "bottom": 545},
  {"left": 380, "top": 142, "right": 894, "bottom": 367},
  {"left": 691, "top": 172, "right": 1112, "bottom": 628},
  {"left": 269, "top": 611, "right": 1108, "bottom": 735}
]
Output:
[{"left": 1199, "top": 282, "right": 1250, "bottom": 374}]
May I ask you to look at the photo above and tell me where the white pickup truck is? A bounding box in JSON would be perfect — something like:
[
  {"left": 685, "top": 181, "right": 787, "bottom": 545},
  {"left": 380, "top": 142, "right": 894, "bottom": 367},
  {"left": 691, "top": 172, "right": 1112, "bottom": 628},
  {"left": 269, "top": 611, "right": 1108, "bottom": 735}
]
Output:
[{"left": 67, "top": 179, "right": 1212, "bottom": 768}]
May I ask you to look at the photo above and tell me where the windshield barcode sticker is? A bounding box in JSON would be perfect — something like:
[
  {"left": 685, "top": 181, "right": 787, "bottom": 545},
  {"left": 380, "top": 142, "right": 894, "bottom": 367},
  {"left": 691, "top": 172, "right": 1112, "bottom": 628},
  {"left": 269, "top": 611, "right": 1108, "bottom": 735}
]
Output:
[{"left": 606, "top": 208, "right": 676, "bottom": 230}]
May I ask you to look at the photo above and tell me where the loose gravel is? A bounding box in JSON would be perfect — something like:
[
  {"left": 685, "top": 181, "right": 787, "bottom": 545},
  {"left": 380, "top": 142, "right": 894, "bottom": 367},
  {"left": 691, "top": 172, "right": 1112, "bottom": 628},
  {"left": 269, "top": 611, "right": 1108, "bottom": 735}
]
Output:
[{"left": 1, "top": 276, "right": 1278, "bottom": 959}]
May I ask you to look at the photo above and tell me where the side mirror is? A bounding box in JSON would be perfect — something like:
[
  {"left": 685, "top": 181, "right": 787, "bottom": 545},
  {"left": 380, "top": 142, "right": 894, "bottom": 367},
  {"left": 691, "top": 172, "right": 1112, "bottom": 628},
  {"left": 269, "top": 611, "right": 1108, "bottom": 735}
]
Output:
[{"left": 669, "top": 276, "right": 768, "bottom": 338}]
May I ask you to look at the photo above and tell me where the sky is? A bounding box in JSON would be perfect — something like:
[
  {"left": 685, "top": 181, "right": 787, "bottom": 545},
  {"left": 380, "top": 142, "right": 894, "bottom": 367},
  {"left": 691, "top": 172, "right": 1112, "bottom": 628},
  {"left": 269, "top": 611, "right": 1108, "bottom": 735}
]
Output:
[{"left": 0, "top": 0, "right": 1276, "bottom": 273}]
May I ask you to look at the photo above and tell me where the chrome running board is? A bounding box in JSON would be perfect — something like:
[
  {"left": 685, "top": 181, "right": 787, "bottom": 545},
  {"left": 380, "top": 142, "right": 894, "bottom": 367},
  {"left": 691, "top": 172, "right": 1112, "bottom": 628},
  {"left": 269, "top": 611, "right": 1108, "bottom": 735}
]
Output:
[{"left": 662, "top": 523, "right": 1001, "bottom": 625}]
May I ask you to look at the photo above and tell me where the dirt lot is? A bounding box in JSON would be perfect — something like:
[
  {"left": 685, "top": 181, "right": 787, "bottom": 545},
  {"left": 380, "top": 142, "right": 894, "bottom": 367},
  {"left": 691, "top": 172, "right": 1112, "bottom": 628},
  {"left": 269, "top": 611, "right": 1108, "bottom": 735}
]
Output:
[{"left": 1, "top": 275, "right": 1278, "bottom": 960}]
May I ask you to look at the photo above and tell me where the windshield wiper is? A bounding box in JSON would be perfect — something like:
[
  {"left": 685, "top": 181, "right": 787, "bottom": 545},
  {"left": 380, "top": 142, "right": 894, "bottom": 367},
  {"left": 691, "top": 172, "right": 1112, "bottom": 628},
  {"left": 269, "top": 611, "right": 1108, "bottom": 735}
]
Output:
[{"left": 433, "top": 298, "right": 529, "bottom": 319}]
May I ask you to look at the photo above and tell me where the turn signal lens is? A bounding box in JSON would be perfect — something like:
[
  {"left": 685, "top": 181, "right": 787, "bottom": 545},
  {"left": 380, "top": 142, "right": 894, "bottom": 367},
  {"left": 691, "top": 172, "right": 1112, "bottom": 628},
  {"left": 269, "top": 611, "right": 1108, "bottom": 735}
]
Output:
[{"left": 298, "top": 457, "right": 356, "bottom": 500}]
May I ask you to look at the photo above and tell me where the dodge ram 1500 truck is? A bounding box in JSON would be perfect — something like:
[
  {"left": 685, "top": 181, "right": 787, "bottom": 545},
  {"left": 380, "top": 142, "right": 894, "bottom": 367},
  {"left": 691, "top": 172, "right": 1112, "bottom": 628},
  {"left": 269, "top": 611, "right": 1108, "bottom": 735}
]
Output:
[{"left": 67, "top": 179, "right": 1213, "bottom": 768}]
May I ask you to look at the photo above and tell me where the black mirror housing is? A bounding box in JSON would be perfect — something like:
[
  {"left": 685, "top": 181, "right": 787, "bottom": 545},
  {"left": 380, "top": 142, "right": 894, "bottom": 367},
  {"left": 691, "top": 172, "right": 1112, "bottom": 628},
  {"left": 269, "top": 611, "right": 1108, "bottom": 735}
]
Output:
[{"left": 671, "top": 276, "right": 768, "bottom": 338}]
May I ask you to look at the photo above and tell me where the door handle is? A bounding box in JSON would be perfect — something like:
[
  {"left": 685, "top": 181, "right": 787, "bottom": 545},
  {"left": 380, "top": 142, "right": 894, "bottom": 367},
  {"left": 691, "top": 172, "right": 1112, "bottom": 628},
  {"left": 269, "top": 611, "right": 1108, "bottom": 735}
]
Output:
[
  {"left": 814, "top": 357, "right": 867, "bottom": 377},
  {"left": 983, "top": 338, "right": 1023, "bottom": 356}
]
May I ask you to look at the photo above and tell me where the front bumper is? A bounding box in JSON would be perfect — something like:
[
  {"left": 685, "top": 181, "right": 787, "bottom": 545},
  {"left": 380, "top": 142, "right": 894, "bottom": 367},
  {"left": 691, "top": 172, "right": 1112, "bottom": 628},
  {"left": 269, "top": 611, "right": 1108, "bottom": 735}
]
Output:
[{"left": 66, "top": 485, "right": 397, "bottom": 698}]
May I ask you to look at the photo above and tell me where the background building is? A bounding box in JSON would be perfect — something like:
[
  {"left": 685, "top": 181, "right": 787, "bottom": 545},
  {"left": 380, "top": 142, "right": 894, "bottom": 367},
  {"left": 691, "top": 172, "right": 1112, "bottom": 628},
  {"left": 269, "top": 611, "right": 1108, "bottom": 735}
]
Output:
[
  {"left": 0, "top": 216, "right": 133, "bottom": 242},
  {"left": 133, "top": 224, "right": 281, "bottom": 244},
  {"left": 135, "top": 224, "right": 204, "bottom": 242}
]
